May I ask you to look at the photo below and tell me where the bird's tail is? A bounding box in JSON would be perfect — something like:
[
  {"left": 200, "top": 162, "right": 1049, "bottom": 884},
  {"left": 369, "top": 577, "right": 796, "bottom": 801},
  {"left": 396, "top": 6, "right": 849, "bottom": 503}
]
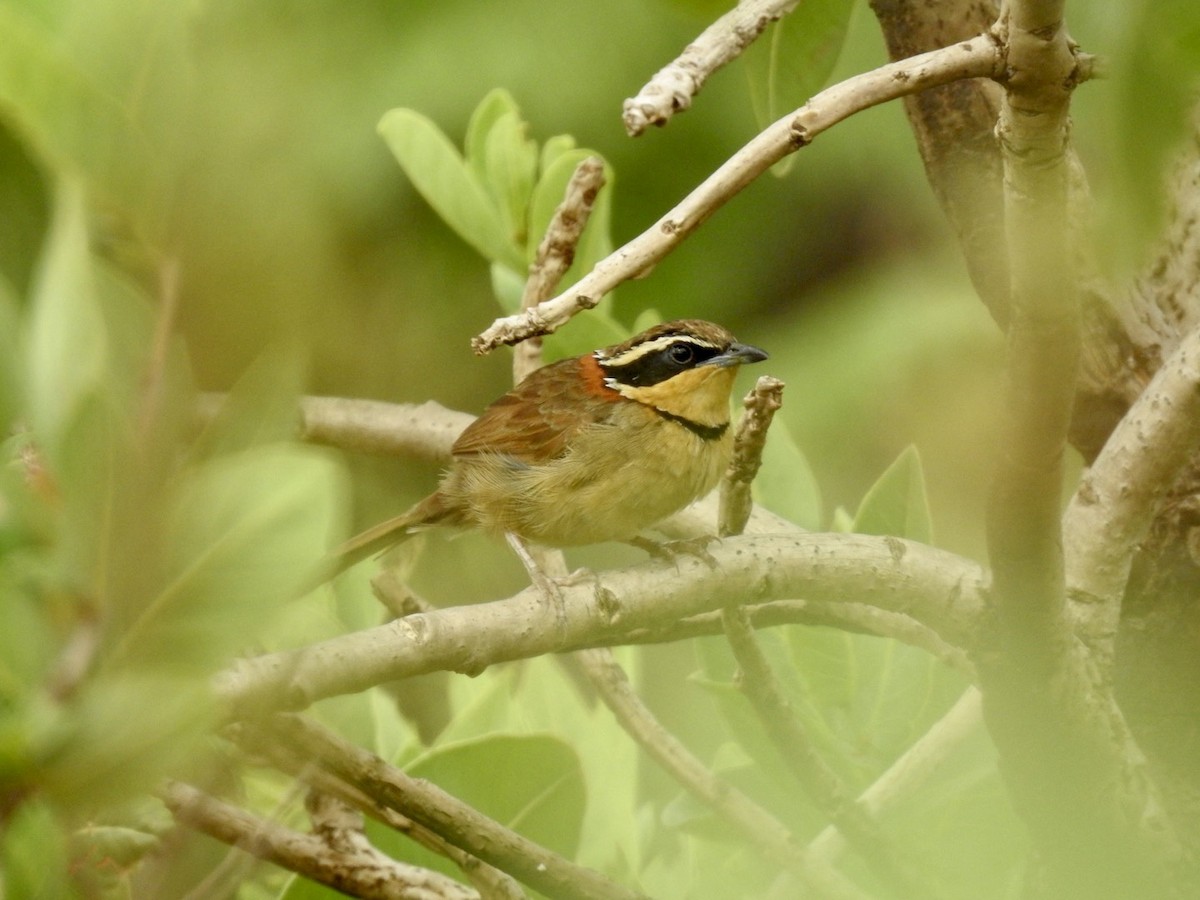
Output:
[{"left": 320, "top": 492, "right": 453, "bottom": 582}]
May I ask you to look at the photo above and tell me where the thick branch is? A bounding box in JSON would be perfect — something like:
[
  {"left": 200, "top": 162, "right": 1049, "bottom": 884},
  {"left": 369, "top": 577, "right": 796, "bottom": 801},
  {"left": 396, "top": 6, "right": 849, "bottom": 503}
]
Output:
[
  {"left": 218, "top": 533, "right": 985, "bottom": 715},
  {"left": 976, "top": 3, "right": 1182, "bottom": 895},
  {"left": 473, "top": 34, "right": 1003, "bottom": 353},
  {"left": 1064, "top": 325, "right": 1200, "bottom": 653}
]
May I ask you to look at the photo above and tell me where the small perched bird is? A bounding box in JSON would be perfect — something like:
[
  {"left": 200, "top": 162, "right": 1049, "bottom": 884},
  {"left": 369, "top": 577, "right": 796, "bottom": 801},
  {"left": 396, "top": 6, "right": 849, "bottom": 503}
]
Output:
[{"left": 332, "top": 319, "right": 767, "bottom": 572}]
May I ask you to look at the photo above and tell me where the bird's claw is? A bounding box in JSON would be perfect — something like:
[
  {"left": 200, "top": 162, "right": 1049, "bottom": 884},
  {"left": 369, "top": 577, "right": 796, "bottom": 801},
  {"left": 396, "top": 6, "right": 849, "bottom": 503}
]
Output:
[{"left": 629, "top": 535, "right": 720, "bottom": 569}]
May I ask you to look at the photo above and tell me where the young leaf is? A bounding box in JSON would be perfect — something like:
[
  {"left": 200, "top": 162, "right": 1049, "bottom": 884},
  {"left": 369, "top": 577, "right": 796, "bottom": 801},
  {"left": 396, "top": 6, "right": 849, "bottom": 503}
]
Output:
[
  {"left": 540, "top": 133, "right": 577, "bottom": 175},
  {"left": 852, "top": 444, "right": 934, "bottom": 544},
  {"left": 378, "top": 108, "right": 520, "bottom": 269},
  {"left": 464, "top": 87, "right": 523, "bottom": 186},
  {"left": 482, "top": 111, "right": 538, "bottom": 248}
]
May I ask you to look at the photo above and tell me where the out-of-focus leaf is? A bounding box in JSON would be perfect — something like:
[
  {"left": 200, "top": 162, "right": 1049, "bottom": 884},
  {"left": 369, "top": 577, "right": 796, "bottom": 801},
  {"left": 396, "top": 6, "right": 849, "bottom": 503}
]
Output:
[
  {"left": 53, "top": 392, "right": 132, "bottom": 598},
  {"left": 753, "top": 418, "right": 822, "bottom": 529},
  {"left": 107, "top": 445, "right": 348, "bottom": 673},
  {"left": 742, "top": 0, "right": 855, "bottom": 121},
  {"left": 852, "top": 444, "right": 933, "bottom": 543},
  {"left": 541, "top": 309, "right": 627, "bottom": 362},
  {"left": 24, "top": 179, "right": 107, "bottom": 467},
  {"left": 191, "top": 344, "right": 306, "bottom": 461},
  {"left": 483, "top": 111, "right": 538, "bottom": 249},
  {"left": 0, "top": 5, "right": 162, "bottom": 222},
  {"left": 489, "top": 260, "right": 526, "bottom": 314},
  {"left": 0, "top": 278, "right": 21, "bottom": 435},
  {"left": 742, "top": 0, "right": 855, "bottom": 176},
  {"left": 1104, "top": 0, "right": 1200, "bottom": 260},
  {"left": 1, "top": 799, "right": 73, "bottom": 900},
  {"left": 378, "top": 108, "right": 519, "bottom": 269},
  {"left": 464, "top": 87, "right": 522, "bottom": 187}
]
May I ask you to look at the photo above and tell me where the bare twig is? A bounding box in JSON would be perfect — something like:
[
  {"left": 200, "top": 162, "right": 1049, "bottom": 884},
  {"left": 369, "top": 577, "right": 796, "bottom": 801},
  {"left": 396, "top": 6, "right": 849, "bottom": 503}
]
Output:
[
  {"left": 163, "top": 781, "right": 478, "bottom": 900},
  {"left": 513, "top": 157, "right": 606, "bottom": 382},
  {"left": 719, "top": 376, "right": 784, "bottom": 537},
  {"left": 217, "top": 532, "right": 986, "bottom": 715},
  {"left": 623, "top": 0, "right": 800, "bottom": 136},
  {"left": 244, "top": 734, "right": 527, "bottom": 900},
  {"left": 238, "top": 715, "right": 646, "bottom": 900},
  {"left": 574, "top": 648, "right": 871, "bottom": 900},
  {"left": 473, "top": 34, "right": 1002, "bottom": 353}
]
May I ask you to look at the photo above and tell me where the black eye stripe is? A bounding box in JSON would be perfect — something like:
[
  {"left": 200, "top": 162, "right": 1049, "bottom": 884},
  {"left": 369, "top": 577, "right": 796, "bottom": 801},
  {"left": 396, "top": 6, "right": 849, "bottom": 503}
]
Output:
[{"left": 600, "top": 338, "right": 723, "bottom": 387}]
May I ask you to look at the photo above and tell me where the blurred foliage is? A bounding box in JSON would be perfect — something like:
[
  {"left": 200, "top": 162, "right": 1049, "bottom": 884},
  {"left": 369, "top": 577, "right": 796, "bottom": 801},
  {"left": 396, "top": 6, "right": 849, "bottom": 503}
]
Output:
[{"left": 0, "top": 0, "right": 1197, "bottom": 897}]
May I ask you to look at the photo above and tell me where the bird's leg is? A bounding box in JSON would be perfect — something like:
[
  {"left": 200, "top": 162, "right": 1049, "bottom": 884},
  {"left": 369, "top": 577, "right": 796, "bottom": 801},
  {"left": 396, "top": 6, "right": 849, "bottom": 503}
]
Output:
[
  {"left": 505, "top": 533, "right": 569, "bottom": 632},
  {"left": 627, "top": 534, "right": 721, "bottom": 569}
]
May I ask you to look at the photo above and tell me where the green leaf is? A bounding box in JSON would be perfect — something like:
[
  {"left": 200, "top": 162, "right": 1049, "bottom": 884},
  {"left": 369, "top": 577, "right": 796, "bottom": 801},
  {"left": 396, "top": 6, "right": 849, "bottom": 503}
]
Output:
[
  {"left": 107, "top": 444, "right": 349, "bottom": 673},
  {"left": 752, "top": 418, "right": 822, "bottom": 529},
  {"left": 191, "top": 344, "right": 306, "bottom": 461},
  {"left": 1, "top": 799, "right": 73, "bottom": 900},
  {"left": 852, "top": 444, "right": 933, "bottom": 543},
  {"left": 482, "top": 111, "right": 538, "bottom": 248},
  {"left": 24, "top": 178, "right": 107, "bottom": 467},
  {"left": 464, "top": 87, "right": 523, "bottom": 186},
  {"left": 0, "top": 278, "right": 22, "bottom": 436},
  {"left": 364, "top": 732, "right": 585, "bottom": 887},
  {"left": 742, "top": 0, "right": 855, "bottom": 175},
  {"left": 378, "top": 108, "right": 520, "bottom": 269},
  {"left": 540, "top": 133, "right": 578, "bottom": 174},
  {"left": 1102, "top": 0, "right": 1200, "bottom": 265},
  {"left": 0, "top": 5, "right": 164, "bottom": 225},
  {"left": 489, "top": 260, "right": 526, "bottom": 314}
]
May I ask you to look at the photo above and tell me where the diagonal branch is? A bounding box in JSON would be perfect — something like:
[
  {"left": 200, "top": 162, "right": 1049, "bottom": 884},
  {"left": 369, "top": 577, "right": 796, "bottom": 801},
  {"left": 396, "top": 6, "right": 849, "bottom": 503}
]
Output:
[
  {"left": 237, "top": 715, "right": 646, "bottom": 900},
  {"left": 163, "top": 781, "right": 478, "bottom": 900},
  {"left": 1063, "top": 324, "right": 1200, "bottom": 660},
  {"left": 622, "top": 0, "right": 800, "bottom": 136},
  {"left": 472, "top": 33, "right": 1003, "bottom": 353}
]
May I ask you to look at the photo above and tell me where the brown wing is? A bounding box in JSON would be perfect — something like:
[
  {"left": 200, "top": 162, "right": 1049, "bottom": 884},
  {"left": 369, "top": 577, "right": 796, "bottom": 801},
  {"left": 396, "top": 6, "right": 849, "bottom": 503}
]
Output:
[{"left": 451, "top": 356, "right": 617, "bottom": 463}]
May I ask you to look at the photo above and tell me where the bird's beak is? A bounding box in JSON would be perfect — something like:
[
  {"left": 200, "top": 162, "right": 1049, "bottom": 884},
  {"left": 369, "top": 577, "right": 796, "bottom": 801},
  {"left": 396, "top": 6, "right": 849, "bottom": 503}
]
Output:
[{"left": 702, "top": 342, "right": 769, "bottom": 368}]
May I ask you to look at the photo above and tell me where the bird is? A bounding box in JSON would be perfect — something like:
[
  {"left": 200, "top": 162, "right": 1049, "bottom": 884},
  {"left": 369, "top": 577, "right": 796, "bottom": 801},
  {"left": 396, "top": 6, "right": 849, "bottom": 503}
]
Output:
[{"left": 330, "top": 319, "right": 768, "bottom": 574}]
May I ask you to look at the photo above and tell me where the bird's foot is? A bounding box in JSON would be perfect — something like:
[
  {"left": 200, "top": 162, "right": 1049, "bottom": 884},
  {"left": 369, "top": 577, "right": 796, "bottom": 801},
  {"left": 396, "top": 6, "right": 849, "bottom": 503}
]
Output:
[{"left": 627, "top": 535, "right": 720, "bottom": 569}]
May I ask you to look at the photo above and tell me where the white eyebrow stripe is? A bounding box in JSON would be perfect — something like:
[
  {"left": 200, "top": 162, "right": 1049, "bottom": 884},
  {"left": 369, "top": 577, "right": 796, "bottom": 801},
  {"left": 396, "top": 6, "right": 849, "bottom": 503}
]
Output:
[{"left": 599, "top": 334, "right": 722, "bottom": 368}]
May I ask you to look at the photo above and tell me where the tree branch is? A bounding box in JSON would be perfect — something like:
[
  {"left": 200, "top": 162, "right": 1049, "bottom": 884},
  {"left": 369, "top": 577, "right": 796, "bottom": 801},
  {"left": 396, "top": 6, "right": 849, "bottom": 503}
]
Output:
[
  {"left": 1064, "top": 324, "right": 1200, "bottom": 659},
  {"left": 622, "top": 0, "right": 800, "bottom": 136},
  {"left": 237, "top": 715, "right": 646, "bottom": 900},
  {"left": 472, "top": 34, "right": 1003, "bottom": 353},
  {"left": 975, "top": 2, "right": 1182, "bottom": 894},
  {"left": 163, "top": 781, "right": 478, "bottom": 900},
  {"left": 218, "top": 532, "right": 985, "bottom": 715}
]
